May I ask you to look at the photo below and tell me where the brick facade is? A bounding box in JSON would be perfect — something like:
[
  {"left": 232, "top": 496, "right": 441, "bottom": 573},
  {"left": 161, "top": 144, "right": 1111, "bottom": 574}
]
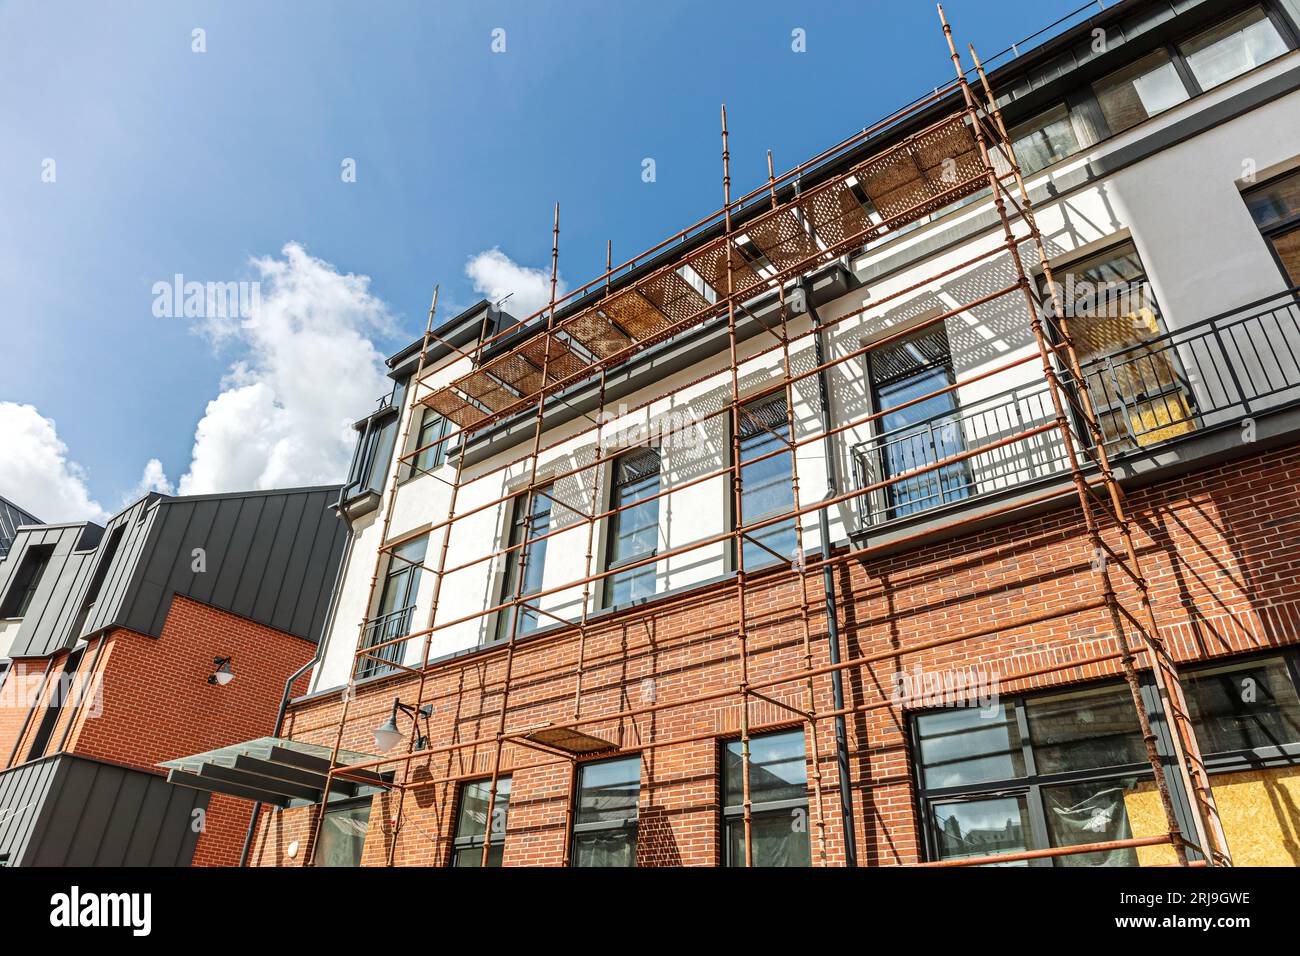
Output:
[
  {"left": 250, "top": 444, "right": 1300, "bottom": 867},
  {"left": 1, "top": 595, "right": 314, "bottom": 866}
]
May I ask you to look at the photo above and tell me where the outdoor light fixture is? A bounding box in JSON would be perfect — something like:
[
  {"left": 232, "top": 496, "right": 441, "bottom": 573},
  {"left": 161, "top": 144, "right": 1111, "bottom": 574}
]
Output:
[
  {"left": 373, "top": 697, "right": 432, "bottom": 753},
  {"left": 207, "top": 656, "right": 234, "bottom": 686}
]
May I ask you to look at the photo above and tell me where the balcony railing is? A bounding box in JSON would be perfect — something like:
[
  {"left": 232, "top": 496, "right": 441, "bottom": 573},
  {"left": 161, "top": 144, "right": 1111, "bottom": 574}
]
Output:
[
  {"left": 357, "top": 605, "right": 414, "bottom": 679},
  {"left": 853, "top": 288, "right": 1300, "bottom": 529}
]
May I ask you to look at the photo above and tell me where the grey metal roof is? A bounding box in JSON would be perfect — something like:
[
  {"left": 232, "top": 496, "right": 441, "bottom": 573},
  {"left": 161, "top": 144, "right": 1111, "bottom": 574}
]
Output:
[
  {"left": 0, "top": 485, "right": 348, "bottom": 659},
  {"left": 0, "top": 753, "right": 207, "bottom": 866}
]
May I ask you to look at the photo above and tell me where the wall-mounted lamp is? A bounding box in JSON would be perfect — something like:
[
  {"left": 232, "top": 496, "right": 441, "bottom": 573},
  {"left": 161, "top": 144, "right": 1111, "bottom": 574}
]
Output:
[
  {"left": 208, "top": 656, "right": 234, "bottom": 686},
  {"left": 373, "top": 697, "right": 432, "bottom": 752}
]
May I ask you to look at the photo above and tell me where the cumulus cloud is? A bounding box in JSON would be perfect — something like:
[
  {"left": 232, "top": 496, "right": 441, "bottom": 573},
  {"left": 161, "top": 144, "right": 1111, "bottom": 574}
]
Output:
[
  {"left": 177, "top": 242, "right": 395, "bottom": 496},
  {"left": 465, "top": 247, "right": 566, "bottom": 321},
  {"left": 0, "top": 402, "right": 110, "bottom": 523},
  {"left": 125, "top": 458, "right": 174, "bottom": 503}
]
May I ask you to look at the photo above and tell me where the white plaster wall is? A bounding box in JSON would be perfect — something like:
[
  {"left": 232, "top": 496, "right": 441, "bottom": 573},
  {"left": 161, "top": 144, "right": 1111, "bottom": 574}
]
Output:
[{"left": 312, "top": 56, "right": 1300, "bottom": 690}]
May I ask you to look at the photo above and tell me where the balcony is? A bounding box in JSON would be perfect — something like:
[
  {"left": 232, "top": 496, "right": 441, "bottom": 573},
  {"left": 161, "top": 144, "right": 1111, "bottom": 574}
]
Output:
[
  {"left": 357, "top": 605, "right": 414, "bottom": 679},
  {"left": 852, "top": 288, "right": 1300, "bottom": 530}
]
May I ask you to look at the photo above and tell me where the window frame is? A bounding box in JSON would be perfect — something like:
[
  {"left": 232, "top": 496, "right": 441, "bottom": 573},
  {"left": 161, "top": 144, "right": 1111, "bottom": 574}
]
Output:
[
  {"left": 569, "top": 753, "right": 641, "bottom": 867},
  {"left": 450, "top": 776, "right": 512, "bottom": 867},
  {"left": 409, "top": 407, "right": 450, "bottom": 478},
  {"left": 312, "top": 796, "right": 373, "bottom": 868},
  {"left": 1183, "top": 648, "right": 1300, "bottom": 775},
  {"left": 720, "top": 727, "right": 813, "bottom": 867},
  {"left": 909, "top": 681, "right": 1169, "bottom": 866},
  {"left": 1241, "top": 167, "right": 1300, "bottom": 286},
  {"left": 603, "top": 447, "right": 663, "bottom": 609},
  {"left": 734, "top": 394, "right": 798, "bottom": 570},
  {"left": 0, "top": 544, "right": 54, "bottom": 619},
  {"left": 862, "top": 321, "right": 973, "bottom": 524},
  {"left": 495, "top": 484, "right": 554, "bottom": 642}
]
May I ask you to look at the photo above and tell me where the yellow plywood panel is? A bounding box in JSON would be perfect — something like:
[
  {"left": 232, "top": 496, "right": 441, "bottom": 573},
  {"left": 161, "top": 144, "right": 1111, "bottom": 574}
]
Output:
[
  {"left": 1122, "top": 780, "right": 1179, "bottom": 866},
  {"left": 1209, "top": 767, "right": 1300, "bottom": 867}
]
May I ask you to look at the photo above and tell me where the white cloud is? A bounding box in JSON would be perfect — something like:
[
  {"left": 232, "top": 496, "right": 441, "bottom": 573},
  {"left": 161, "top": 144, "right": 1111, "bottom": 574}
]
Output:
[
  {"left": 465, "top": 247, "right": 566, "bottom": 321},
  {"left": 177, "top": 242, "right": 395, "bottom": 496},
  {"left": 0, "top": 402, "right": 110, "bottom": 523},
  {"left": 125, "top": 458, "right": 174, "bottom": 503}
]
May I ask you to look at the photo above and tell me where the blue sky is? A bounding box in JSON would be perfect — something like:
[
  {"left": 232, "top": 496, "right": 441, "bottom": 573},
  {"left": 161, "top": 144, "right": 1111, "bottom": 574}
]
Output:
[{"left": 0, "top": 0, "right": 1085, "bottom": 521}]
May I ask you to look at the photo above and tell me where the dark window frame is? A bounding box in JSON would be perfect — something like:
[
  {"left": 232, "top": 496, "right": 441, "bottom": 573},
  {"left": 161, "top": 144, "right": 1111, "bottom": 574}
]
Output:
[
  {"left": 409, "top": 408, "right": 451, "bottom": 479},
  {"left": 720, "top": 726, "right": 812, "bottom": 867},
  {"left": 909, "top": 680, "right": 1167, "bottom": 866},
  {"left": 569, "top": 753, "right": 641, "bottom": 868},
  {"left": 862, "top": 321, "right": 973, "bottom": 523},
  {"left": 733, "top": 394, "right": 798, "bottom": 571},
  {"left": 312, "top": 796, "right": 373, "bottom": 868},
  {"left": 450, "top": 776, "right": 512, "bottom": 867},
  {"left": 602, "top": 447, "right": 662, "bottom": 609},
  {"left": 495, "top": 484, "right": 554, "bottom": 642},
  {"left": 0, "top": 544, "right": 54, "bottom": 619},
  {"left": 1241, "top": 167, "right": 1300, "bottom": 285},
  {"left": 1183, "top": 647, "right": 1300, "bottom": 775},
  {"left": 26, "top": 645, "right": 87, "bottom": 762}
]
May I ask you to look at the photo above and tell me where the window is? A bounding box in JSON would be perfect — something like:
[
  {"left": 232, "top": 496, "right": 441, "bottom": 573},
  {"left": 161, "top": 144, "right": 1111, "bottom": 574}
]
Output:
[
  {"left": 359, "top": 534, "right": 426, "bottom": 678},
  {"left": 452, "top": 777, "right": 511, "bottom": 866},
  {"left": 723, "top": 729, "right": 811, "bottom": 867},
  {"left": 497, "top": 486, "right": 552, "bottom": 641},
  {"left": 1184, "top": 655, "right": 1300, "bottom": 756},
  {"left": 1054, "top": 241, "right": 1196, "bottom": 448},
  {"left": 1093, "top": 49, "right": 1189, "bottom": 135},
  {"left": 605, "top": 448, "right": 661, "bottom": 607},
  {"left": 1243, "top": 169, "right": 1300, "bottom": 284},
  {"left": 412, "top": 408, "right": 450, "bottom": 476},
  {"left": 1, "top": 544, "right": 53, "bottom": 619},
  {"left": 737, "top": 396, "right": 796, "bottom": 569},
  {"left": 914, "top": 685, "right": 1158, "bottom": 866},
  {"left": 1179, "top": 6, "right": 1288, "bottom": 91},
  {"left": 314, "top": 800, "right": 372, "bottom": 867},
  {"left": 866, "top": 323, "right": 971, "bottom": 521},
  {"left": 570, "top": 755, "right": 639, "bottom": 867},
  {"left": 1008, "top": 103, "right": 1083, "bottom": 174},
  {"left": 1181, "top": 653, "right": 1300, "bottom": 866},
  {"left": 27, "top": 646, "right": 87, "bottom": 761}
]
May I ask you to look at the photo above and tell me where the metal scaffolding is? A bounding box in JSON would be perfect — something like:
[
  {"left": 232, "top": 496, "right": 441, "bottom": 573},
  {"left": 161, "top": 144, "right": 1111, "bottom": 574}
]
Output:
[{"left": 302, "top": 5, "right": 1232, "bottom": 868}]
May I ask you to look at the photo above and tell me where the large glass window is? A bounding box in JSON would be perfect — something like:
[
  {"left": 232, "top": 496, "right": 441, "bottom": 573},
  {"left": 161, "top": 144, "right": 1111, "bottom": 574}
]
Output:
[
  {"left": 1093, "top": 49, "right": 1189, "bottom": 134},
  {"left": 737, "top": 396, "right": 797, "bottom": 569},
  {"left": 723, "top": 729, "right": 812, "bottom": 866},
  {"left": 914, "top": 684, "right": 1155, "bottom": 866},
  {"left": 452, "top": 777, "right": 510, "bottom": 867},
  {"left": 496, "top": 485, "right": 553, "bottom": 641},
  {"left": 866, "top": 323, "right": 971, "bottom": 520},
  {"left": 571, "top": 755, "right": 640, "bottom": 867},
  {"left": 1008, "top": 103, "right": 1083, "bottom": 174},
  {"left": 1055, "top": 241, "right": 1195, "bottom": 448},
  {"left": 360, "top": 534, "right": 426, "bottom": 678},
  {"left": 1185, "top": 656, "right": 1300, "bottom": 755},
  {"left": 605, "top": 448, "right": 661, "bottom": 607},
  {"left": 1243, "top": 169, "right": 1300, "bottom": 284},
  {"left": 412, "top": 408, "right": 450, "bottom": 475},
  {"left": 314, "top": 801, "right": 372, "bottom": 867},
  {"left": 1179, "top": 6, "right": 1288, "bottom": 91}
]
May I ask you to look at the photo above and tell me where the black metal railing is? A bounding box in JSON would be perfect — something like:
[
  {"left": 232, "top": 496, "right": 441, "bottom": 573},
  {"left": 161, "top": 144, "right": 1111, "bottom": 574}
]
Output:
[
  {"left": 357, "top": 605, "right": 415, "bottom": 679},
  {"left": 852, "top": 287, "right": 1300, "bottom": 529}
]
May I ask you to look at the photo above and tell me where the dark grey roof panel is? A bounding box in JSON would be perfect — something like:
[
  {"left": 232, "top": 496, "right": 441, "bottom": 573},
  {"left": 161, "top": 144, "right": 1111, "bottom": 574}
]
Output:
[
  {"left": 115, "top": 486, "right": 346, "bottom": 645},
  {"left": 0, "top": 754, "right": 207, "bottom": 866},
  {"left": 3, "top": 524, "right": 101, "bottom": 658}
]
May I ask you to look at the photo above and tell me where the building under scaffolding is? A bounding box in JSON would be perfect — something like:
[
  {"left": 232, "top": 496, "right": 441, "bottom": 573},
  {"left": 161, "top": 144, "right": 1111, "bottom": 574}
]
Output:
[{"left": 170, "top": 0, "right": 1300, "bottom": 867}]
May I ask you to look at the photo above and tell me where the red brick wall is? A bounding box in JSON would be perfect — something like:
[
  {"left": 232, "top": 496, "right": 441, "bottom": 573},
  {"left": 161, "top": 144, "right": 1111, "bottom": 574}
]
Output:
[
  {"left": 3, "top": 595, "right": 314, "bottom": 866},
  {"left": 253, "top": 445, "right": 1300, "bottom": 867}
]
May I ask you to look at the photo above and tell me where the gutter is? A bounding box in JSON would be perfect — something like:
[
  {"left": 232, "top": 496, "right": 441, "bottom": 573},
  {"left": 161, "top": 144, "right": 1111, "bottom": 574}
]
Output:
[{"left": 801, "top": 275, "right": 859, "bottom": 866}]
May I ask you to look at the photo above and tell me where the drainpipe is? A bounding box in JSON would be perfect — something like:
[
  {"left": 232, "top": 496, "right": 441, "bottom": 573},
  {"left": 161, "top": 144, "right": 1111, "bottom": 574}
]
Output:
[
  {"left": 800, "top": 275, "right": 859, "bottom": 867},
  {"left": 239, "top": 522, "right": 356, "bottom": 867}
]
